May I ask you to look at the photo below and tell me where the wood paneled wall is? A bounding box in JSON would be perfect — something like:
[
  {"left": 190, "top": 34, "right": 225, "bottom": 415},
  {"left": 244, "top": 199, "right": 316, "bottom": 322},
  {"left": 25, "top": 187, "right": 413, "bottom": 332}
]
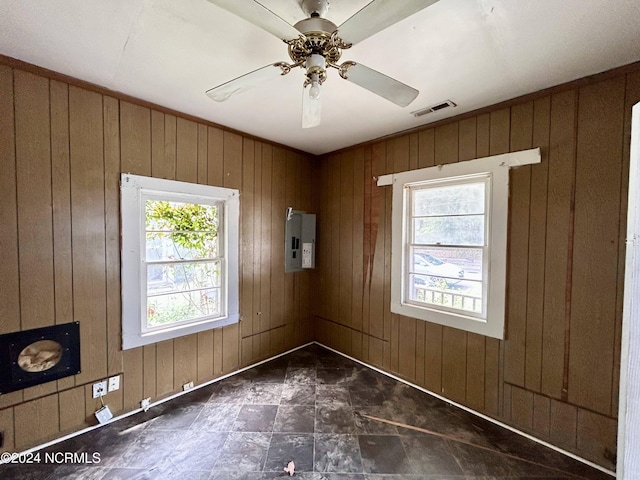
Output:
[
  {"left": 0, "top": 62, "right": 316, "bottom": 453},
  {"left": 314, "top": 66, "right": 640, "bottom": 470}
]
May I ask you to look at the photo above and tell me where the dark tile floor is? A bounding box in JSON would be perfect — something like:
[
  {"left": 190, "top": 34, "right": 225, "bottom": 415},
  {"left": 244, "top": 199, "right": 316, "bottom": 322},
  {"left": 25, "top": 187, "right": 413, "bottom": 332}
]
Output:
[{"left": 1, "top": 344, "right": 612, "bottom": 479}]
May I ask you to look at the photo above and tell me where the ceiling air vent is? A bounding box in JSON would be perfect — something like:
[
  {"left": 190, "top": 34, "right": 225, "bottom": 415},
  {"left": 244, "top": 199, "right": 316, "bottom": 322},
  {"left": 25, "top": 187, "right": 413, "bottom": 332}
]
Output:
[{"left": 411, "top": 100, "right": 457, "bottom": 117}]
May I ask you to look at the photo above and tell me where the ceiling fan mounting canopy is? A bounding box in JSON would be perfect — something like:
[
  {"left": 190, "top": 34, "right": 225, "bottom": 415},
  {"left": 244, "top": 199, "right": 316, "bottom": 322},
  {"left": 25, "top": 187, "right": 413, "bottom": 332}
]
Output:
[{"left": 205, "top": 0, "right": 439, "bottom": 127}]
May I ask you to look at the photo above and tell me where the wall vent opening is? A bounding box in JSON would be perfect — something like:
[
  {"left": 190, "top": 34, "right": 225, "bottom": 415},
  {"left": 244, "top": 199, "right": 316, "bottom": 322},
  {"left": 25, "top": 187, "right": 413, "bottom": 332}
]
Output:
[{"left": 411, "top": 100, "right": 457, "bottom": 117}]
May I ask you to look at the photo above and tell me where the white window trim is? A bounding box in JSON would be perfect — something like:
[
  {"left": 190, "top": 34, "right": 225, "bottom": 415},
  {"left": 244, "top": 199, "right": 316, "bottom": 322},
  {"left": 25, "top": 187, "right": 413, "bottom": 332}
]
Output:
[
  {"left": 120, "top": 173, "right": 240, "bottom": 350},
  {"left": 380, "top": 148, "right": 541, "bottom": 339}
]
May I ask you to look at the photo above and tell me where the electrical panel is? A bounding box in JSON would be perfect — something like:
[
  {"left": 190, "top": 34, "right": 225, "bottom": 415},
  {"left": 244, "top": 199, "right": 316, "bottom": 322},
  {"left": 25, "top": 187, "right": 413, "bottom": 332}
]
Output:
[{"left": 285, "top": 208, "right": 316, "bottom": 273}]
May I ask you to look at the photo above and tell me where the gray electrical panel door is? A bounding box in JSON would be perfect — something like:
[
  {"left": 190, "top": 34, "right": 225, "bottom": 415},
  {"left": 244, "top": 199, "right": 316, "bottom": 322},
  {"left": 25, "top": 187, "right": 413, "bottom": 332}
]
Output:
[{"left": 285, "top": 211, "right": 316, "bottom": 273}]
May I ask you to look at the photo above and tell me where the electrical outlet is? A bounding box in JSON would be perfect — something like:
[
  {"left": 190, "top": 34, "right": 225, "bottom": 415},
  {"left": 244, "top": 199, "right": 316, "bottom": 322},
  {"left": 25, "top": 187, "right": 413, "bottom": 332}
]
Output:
[
  {"left": 108, "top": 375, "right": 120, "bottom": 392},
  {"left": 92, "top": 380, "right": 107, "bottom": 399},
  {"left": 182, "top": 381, "right": 194, "bottom": 391}
]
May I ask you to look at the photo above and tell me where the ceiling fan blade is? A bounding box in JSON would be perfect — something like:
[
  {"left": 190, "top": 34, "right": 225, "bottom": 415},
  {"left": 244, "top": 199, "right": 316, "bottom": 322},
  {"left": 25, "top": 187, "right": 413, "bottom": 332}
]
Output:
[
  {"left": 341, "top": 63, "right": 418, "bottom": 107},
  {"left": 302, "top": 84, "right": 321, "bottom": 128},
  {"left": 338, "top": 0, "right": 440, "bottom": 46},
  {"left": 206, "top": 0, "right": 300, "bottom": 41},
  {"left": 206, "top": 64, "right": 285, "bottom": 102}
]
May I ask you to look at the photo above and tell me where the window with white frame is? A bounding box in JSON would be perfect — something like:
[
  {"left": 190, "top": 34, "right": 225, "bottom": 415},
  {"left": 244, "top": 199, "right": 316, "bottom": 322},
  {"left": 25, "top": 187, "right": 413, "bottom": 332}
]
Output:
[
  {"left": 384, "top": 149, "right": 541, "bottom": 339},
  {"left": 120, "top": 174, "right": 240, "bottom": 350}
]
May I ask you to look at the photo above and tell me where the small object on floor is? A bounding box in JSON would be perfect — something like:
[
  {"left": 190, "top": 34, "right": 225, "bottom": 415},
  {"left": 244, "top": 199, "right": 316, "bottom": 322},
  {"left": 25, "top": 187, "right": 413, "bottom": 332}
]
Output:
[{"left": 284, "top": 460, "right": 295, "bottom": 476}]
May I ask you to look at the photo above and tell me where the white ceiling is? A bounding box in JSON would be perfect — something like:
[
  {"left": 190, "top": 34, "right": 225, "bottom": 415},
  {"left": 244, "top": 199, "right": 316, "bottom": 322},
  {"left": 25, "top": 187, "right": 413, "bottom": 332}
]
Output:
[{"left": 1, "top": 0, "right": 639, "bottom": 155}]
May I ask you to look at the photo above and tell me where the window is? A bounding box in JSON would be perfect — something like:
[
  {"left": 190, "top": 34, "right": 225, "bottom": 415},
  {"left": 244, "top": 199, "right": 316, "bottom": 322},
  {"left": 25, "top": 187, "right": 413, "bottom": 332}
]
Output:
[
  {"left": 120, "top": 174, "right": 240, "bottom": 349},
  {"left": 383, "top": 149, "right": 541, "bottom": 339}
]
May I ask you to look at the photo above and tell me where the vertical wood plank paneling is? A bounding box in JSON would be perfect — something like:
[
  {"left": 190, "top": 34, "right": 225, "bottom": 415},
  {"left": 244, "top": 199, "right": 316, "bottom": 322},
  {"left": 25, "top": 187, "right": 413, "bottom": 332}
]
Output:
[
  {"left": 398, "top": 317, "right": 416, "bottom": 381},
  {"left": 568, "top": 77, "right": 625, "bottom": 414},
  {"left": 103, "top": 95, "right": 123, "bottom": 378},
  {"left": 50, "top": 80, "right": 76, "bottom": 392},
  {"left": 163, "top": 114, "right": 177, "bottom": 179},
  {"left": 476, "top": 114, "right": 491, "bottom": 158},
  {"left": 142, "top": 344, "right": 156, "bottom": 399},
  {"left": 466, "top": 333, "right": 485, "bottom": 410},
  {"left": 489, "top": 108, "right": 511, "bottom": 155},
  {"left": 156, "top": 340, "right": 174, "bottom": 396},
  {"left": 352, "top": 148, "right": 365, "bottom": 334},
  {"left": 241, "top": 139, "right": 256, "bottom": 339},
  {"left": 283, "top": 151, "right": 297, "bottom": 344},
  {"left": 525, "top": 96, "right": 551, "bottom": 391},
  {"left": 550, "top": 399, "right": 578, "bottom": 448},
  {"left": 424, "top": 321, "right": 443, "bottom": 393},
  {"left": 340, "top": 151, "right": 354, "bottom": 327},
  {"left": 151, "top": 111, "right": 166, "bottom": 178},
  {"left": 541, "top": 90, "right": 576, "bottom": 399},
  {"left": 197, "top": 124, "right": 208, "bottom": 183},
  {"left": 208, "top": 127, "right": 224, "bottom": 186},
  {"left": 251, "top": 143, "right": 263, "bottom": 339},
  {"left": 361, "top": 150, "right": 372, "bottom": 364},
  {"left": 15, "top": 70, "right": 54, "bottom": 332},
  {"left": 176, "top": 117, "right": 198, "bottom": 182},
  {"left": 532, "top": 393, "right": 551, "bottom": 437},
  {"left": 14, "top": 396, "right": 59, "bottom": 449},
  {"left": 418, "top": 129, "right": 435, "bottom": 168},
  {"left": 414, "top": 319, "right": 426, "bottom": 387},
  {"left": 50, "top": 80, "right": 73, "bottom": 331},
  {"left": 271, "top": 147, "right": 286, "bottom": 330},
  {"left": 510, "top": 385, "right": 534, "bottom": 430},
  {"left": 259, "top": 144, "right": 273, "bottom": 335},
  {"left": 58, "top": 386, "right": 86, "bottom": 432},
  {"left": 576, "top": 409, "right": 617, "bottom": 470},
  {"left": 503, "top": 101, "right": 533, "bottom": 387},
  {"left": 458, "top": 117, "right": 477, "bottom": 161},
  {"left": 0, "top": 65, "right": 20, "bottom": 338},
  {"left": 69, "top": 86, "right": 107, "bottom": 385},
  {"left": 15, "top": 70, "right": 58, "bottom": 400},
  {"left": 329, "top": 154, "right": 341, "bottom": 325},
  {"left": 240, "top": 139, "right": 255, "bottom": 346},
  {"left": 442, "top": 327, "right": 466, "bottom": 402},
  {"left": 369, "top": 144, "right": 386, "bottom": 341}
]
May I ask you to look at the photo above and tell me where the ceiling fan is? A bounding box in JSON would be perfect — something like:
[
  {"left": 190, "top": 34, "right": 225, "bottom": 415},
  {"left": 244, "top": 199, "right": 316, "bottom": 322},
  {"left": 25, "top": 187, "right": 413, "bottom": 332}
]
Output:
[{"left": 205, "top": 0, "right": 440, "bottom": 128}]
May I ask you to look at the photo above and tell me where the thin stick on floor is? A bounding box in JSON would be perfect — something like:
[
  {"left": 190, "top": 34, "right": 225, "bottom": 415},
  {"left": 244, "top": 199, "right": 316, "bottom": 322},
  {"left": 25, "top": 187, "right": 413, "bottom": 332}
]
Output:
[{"left": 361, "top": 414, "right": 587, "bottom": 479}]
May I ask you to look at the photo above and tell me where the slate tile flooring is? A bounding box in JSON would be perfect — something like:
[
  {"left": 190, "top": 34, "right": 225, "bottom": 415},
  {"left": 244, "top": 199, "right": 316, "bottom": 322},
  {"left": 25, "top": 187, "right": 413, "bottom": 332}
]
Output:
[{"left": 1, "top": 344, "right": 611, "bottom": 479}]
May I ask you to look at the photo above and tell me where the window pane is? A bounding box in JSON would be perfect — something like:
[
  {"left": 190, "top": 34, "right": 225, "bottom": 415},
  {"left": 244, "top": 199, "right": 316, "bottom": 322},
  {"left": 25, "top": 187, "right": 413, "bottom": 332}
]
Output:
[
  {"left": 147, "top": 288, "right": 221, "bottom": 328},
  {"left": 147, "top": 261, "right": 221, "bottom": 297},
  {"left": 413, "top": 182, "right": 485, "bottom": 216},
  {"left": 413, "top": 215, "right": 484, "bottom": 246},
  {"left": 409, "top": 274, "right": 483, "bottom": 314},
  {"left": 146, "top": 232, "right": 218, "bottom": 261},
  {"left": 146, "top": 200, "right": 218, "bottom": 232},
  {"left": 410, "top": 247, "right": 482, "bottom": 283},
  {"left": 145, "top": 200, "right": 219, "bottom": 261}
]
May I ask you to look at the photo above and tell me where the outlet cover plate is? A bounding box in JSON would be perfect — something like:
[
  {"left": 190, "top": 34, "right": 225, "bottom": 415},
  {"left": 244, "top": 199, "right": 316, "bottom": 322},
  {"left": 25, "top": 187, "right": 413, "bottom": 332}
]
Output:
[
  {"left": 108, "top": 375, "right": 120, "bottom": 392},
  {"left": 92, "top": 380, "right": 107, "bottom": 399}
]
